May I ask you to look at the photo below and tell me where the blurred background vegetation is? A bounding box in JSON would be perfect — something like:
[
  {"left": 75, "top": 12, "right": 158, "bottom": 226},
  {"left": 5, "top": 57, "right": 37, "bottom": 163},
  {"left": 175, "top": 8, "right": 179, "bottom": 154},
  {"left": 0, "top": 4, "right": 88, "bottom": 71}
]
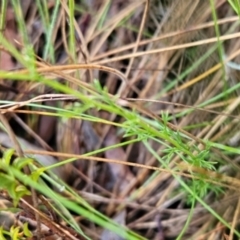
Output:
[{"left": 1, "top": 0, "right": 240, "bottom": 239}]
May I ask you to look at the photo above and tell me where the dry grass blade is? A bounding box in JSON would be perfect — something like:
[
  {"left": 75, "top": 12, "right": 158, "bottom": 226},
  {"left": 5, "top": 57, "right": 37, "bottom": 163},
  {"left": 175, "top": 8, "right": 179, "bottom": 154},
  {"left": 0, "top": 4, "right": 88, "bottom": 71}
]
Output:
[{"left": 6, "top": 148, "right": 239, "bottom": 191}]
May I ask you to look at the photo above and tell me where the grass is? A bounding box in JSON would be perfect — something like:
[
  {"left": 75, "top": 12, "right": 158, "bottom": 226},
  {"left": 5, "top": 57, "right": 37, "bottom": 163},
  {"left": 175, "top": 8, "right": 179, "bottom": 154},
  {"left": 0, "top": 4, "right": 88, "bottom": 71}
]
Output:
[{"left": 0, "top": 0, "right": 240, "bottom": 239}]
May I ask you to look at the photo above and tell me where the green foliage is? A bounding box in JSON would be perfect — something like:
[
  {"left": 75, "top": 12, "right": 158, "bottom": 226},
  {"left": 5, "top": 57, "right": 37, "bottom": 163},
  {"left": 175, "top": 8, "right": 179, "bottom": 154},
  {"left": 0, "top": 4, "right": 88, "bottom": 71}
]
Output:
[
  {"left": 22, "top": 223, "right": 32, "bottom": 238},
  {"left": 0, "top": 150, "right": 32, "bottom": 206},
  {"left": 0, "top": 223, "right": 32, "bottom": 240},
  {"left": 0, "top": 228, "right": 6, "bottom": 240},
  {"left": 228, "top": 0, "right": 240, "bottom": 15},
  {"left": 1, "top": 0, "right": 240, "bottom": 239}
]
